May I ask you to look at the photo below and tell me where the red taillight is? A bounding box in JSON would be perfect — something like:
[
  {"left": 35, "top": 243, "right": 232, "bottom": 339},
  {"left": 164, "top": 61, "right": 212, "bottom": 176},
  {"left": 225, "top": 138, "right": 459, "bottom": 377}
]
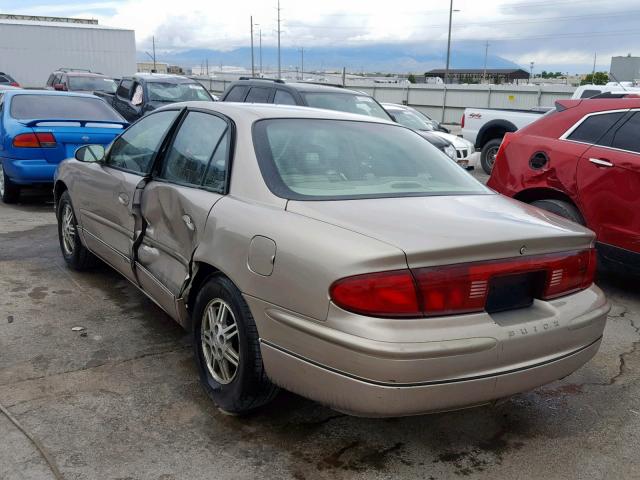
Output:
[
  {"left": 9, "top": 82, "right": 20, "bottom": 87},
  {"left": 12, "top": 132, "right": 57, "bottom": 148},
  {"left": 461, "top": 113, "right": 465, "bottom": 129},
  {"left": 329, "top": 270, "right": 420, "bottom": 318},
  {"left": 329, "top": 249, "right": 596, "bottom": 318}
]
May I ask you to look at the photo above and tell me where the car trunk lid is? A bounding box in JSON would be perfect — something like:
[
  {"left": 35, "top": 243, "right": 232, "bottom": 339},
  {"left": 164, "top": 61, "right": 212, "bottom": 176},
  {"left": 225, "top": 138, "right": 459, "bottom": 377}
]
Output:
[{"left": 286, "top": 194, "right": 594, "bottom": 269}]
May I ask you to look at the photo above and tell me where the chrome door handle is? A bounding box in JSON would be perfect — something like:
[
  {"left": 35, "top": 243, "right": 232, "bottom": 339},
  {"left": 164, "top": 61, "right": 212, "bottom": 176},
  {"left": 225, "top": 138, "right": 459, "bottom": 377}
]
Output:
[
  {"left": 118, "top": 193, "right": 129, "bottom": 205},
  {"left": 589, "top": 158, "right": 614, "bottom": 168},
  {"left": 182, "top": 214, "right": 195, "bottom": 231}
]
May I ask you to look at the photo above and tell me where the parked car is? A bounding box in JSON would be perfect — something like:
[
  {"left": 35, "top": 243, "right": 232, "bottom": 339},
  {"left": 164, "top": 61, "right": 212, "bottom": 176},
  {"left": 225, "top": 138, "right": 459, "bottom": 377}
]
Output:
[
  {"left": 96, "top": 74, "right": 215, "bottom": 122},
  {"left": 487, "top": 97, "right": 640, "bottom": 274},
  {"left": 0, "top": 90, "right": 127, "bottom": 203},
  {"left": 0, "top": 72, "right": 20, "bottom": 88},
  {"left": 45, "top": 68, "right": 118, "bottom": 95},
  {"left": 221, "top": 78, "right": 459, "bottom": 161},
  {"left": 462, "top": 106, "right": 551, "bottom": 174},
  {"left": 572, "top": 83, "right": 640, "bottom": 99},
  {"left": 55, "top": 102, "right": 608, "bottom": 417},
  {"left": 382, "top": 103, "right": 476, "bottom": 169}
]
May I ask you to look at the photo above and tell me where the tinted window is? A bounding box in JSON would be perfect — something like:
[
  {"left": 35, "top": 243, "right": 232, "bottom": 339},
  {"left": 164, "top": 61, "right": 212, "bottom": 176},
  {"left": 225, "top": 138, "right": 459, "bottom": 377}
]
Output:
[
  {"left": 611, "top": 113, "right": 640, "bottom": 154},
  {"left": 567, "top": 112, "right": 626, "bottom": 144},
  {"left": 10, "top": 95, "right": 124, "bottom": 121},
  {"left": 274, "top": 90, "right": 297, "bottom": 105},
  {"left": 68, "top": 76, "right": 118, "bottom": 93},
  {"left": 46, "top": 74, "right": 55, "bottom": 86},
  {"left": 117, "top": 79, "right": 133, "bottom": 98},
  {"left": 158, "top": 112, "right": 228, "bottom": 187},
  {"left": 203, "top": 131, "right": 229, "bottom": 192},
  {"left": 245, "top": 87, "right": 271, "bottom": 103},
  {"left": 0, "top": 76, "right": 9, "bottom": 83},
  {"left": 302, "top": 92, "right": 391, "bottom": 120},
  {"left": 146, "top": 82, "right": 212, "bottom": 102},
  {"left": 107, "top": 110, "right": 179, "bottom": 174},
  {"left": 579, "top": 89, "right": 601, "bottom": 99},
  {"left": 253, "top": 119, "right": 488, "bottom": 200},
  {"left": 53, "top": 74, "right": 62, "bottom": 85},
  {"left": 225, "top": 86, "right": 248, "bottom": 102}
]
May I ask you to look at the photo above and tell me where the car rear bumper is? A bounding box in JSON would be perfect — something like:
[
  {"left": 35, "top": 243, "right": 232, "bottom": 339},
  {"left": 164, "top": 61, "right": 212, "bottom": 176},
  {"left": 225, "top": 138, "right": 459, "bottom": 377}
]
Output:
[
  {"left": 1, "top": 158, "right": 56, "bottom": 184},
  {"left": 260, "top": 335, "right": 602, "bottom": 417},
  {"left": 249, "top": 284, "right": 609, "bottom": 416}
]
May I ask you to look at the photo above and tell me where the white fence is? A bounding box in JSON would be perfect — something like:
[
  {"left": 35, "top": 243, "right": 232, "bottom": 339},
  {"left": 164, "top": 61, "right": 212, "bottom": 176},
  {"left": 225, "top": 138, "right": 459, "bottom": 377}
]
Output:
[{"left": 192, "top": 76, "right": 576, "bottom": 124}]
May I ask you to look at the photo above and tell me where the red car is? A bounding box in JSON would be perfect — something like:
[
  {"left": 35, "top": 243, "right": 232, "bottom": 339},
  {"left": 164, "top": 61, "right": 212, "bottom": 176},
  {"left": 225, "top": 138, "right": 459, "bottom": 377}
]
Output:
[{"left": 488, "top": 97, "right": 640, "bottom": 274}]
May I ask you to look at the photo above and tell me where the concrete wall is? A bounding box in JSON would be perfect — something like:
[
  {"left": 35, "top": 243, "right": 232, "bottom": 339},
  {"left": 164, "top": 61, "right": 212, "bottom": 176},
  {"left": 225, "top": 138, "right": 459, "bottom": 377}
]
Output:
[
  {"left": 0, "top": 21, "right": 136, "bottom": 87},
  {"left": 194, "top": 77, "right": 575, "bottom": 123}
]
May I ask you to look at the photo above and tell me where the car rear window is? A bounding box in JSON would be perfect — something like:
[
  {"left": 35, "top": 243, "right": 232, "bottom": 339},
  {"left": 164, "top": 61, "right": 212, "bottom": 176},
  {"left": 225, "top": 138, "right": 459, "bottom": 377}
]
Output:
[
  {"left": 253, "top": 119, "right": 489, "bottom": 200},
  {"left": 302, "top": 92, "right": 391, "bottom": 120},
  {"left": 68, "top": 76, "right": 117, "bottom": 93},
  {"left": 567, "top": 112, "right": 626, "bottom": 144},
  {"left": 10, "top": 94, "right": 124, "bottom": 121}
]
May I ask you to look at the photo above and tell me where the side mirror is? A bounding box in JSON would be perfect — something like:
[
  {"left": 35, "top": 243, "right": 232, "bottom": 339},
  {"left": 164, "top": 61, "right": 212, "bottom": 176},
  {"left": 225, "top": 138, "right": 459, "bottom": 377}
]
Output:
[
  {"left": 54, "top": 83, "right": 66, "bottom": 91},
  {"left": 75, "top": 144, "right": 105, "bottom": 163}
]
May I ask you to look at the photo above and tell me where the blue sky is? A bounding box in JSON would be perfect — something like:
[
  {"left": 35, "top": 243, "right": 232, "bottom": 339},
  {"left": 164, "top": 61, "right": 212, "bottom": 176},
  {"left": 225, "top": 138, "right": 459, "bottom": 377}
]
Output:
[{"left": 3, "top": 0, "right": 639, "bottom": 73}]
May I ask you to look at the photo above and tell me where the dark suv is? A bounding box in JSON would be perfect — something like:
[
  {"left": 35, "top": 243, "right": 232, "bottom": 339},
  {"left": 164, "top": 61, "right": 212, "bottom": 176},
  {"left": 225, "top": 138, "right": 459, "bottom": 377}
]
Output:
[
  {"left": 220, "top": 78, "right": 457, "bottom": 160},
  {"left": 45, "top": 69, "right": 118, "bottom": 94}
]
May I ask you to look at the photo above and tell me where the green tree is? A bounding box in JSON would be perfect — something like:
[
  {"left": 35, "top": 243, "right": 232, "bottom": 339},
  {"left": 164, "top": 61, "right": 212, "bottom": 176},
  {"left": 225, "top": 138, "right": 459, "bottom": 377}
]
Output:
[
  {"left": 407, "top": 73, "right": 416, "bottom": 84},
  {"left": 581, "top": 71, "right": 609, "bottom": 85}
]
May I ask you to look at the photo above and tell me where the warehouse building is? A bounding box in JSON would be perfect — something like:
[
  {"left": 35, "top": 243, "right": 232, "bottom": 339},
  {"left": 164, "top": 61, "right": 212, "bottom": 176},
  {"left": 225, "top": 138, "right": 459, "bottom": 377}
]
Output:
[
  {"left": 425, "top": 68, "right": 530, "bottom": 84},
  {"left": 610, "top": 55, "right": 640, "bottom": 83},
  {"left": 0, "top": 14, "right": 136, "bottom": 88}
]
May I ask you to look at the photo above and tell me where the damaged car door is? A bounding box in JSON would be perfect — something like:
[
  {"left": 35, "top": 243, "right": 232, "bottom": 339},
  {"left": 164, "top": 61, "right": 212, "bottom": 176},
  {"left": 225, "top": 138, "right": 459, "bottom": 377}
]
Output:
[{"left": 135, "top": 109, "right": 231, "bottom": 321}]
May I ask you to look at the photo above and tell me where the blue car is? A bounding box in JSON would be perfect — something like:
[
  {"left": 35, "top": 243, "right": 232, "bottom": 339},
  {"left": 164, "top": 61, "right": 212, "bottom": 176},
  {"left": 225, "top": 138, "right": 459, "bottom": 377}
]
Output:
[{"left": 0, "top": 90, "right": 128, "bottom": 203}]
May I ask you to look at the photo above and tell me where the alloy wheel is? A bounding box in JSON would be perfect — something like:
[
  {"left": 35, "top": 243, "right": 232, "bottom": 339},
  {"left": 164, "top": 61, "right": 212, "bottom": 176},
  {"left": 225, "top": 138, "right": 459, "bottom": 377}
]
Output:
[
  {"left": 0, "top": 164, "right": 5, "bottom": 197},
  {"left": 201, "top": 298, "right": 240, "bottom": 385},
  {"left": 486, "top": 146, "right": 499, "bottom": 170},
  {"left": 61, "top": 203, "right": 76, "bottom": 256}
]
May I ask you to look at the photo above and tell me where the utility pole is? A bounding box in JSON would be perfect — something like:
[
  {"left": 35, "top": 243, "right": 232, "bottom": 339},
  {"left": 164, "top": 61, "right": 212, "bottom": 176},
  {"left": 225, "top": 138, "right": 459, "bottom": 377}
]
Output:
[
  {"left": 482, "top": 41, "right": 489, "bottom": 84},
  {"left": 206, "top": 58, "right": 209, "bottom": 76},
  {"left": 529, "top": 61, "right": 534, "bottom": 83},
  {"left": 444, "top": 0, "right": 453, "bottom": 85},
  {"left": 152, "top": 36, "right": 156, "bottom": 72},
  {"left": 300, "top": 47, "right": 304, "bottom": 80},
  {"left": 259, "top": 28, "right": 263, "bottom": 74},
  {"left": 277, "top": 0, "right": 282, "bottom": 79},
  {"left": 250, "top": 16, "right": 255, "bottom": 77},
  {"left": 592, "top": 52, "right": 597, "bottom": 77}
]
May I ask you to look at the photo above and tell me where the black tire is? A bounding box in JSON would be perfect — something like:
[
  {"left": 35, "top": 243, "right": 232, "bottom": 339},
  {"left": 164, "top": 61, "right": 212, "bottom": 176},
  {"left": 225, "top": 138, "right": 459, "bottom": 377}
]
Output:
[
  {"left": 193, "top": 275, "right": 278, "bottom": 414},
  {"left": 0, "top": 162, "right": 20, "bottom": 204},
  {"left": 57, "top": 191, "right": 98, "bottom": 270},
  {"left": 480, "top": 138, "right": 503, "bottom": 175},
  {"left": 530, "top": 199, "right": 585, "bottom": 225}
]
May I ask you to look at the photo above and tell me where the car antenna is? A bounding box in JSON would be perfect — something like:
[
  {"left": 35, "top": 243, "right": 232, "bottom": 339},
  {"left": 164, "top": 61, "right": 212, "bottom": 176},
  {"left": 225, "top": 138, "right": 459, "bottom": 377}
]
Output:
[{"left": 608, "top": 71, "right": 627, "bottom": 91}]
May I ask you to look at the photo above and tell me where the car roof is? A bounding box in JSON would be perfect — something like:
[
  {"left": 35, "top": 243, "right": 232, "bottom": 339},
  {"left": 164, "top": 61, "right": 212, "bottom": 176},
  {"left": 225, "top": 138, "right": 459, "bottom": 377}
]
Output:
[
  {"left": 381, "top": 103, "right": 409, "bottom": 111},
  {"left": 3, "top": 89, "right": 107, "bottom": 99},
  {"left": 229, "top": 79, "right": 366, "bottom": 95},
  {"left": 157, "top": 101, "right": 395, "bottom": 124},
  {"left": 63, "top": 72, "right": 111, "bottom": 78},
  {"left": 132, "top": 73, "right": 198, "bottom": 84}
]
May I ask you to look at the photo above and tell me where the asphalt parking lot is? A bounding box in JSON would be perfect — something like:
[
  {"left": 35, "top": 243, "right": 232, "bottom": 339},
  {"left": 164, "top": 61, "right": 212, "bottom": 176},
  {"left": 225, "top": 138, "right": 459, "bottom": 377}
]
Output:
[{"left": 1, "top": 167, "right": 639, "bottom": 480}]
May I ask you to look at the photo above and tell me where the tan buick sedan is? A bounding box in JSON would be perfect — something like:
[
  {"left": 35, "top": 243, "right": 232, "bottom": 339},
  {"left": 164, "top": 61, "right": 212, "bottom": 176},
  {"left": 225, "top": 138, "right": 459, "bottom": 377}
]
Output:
[{"left": 54, "top": 102, "right": 609, "bottom": 417}]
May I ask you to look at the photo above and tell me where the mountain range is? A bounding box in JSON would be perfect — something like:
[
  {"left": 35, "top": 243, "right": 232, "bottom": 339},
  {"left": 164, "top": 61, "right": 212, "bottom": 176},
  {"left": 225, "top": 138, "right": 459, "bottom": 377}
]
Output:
[{"left": 139, "top": 44, "right": 522, "bottom": 73}]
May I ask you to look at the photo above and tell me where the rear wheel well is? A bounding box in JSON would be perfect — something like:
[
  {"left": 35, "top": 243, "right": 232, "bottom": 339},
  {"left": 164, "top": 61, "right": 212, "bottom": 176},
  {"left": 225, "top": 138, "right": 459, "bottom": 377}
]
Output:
[
  {"left": 514, "top": 188, "right": 580, "bottom": 210},
  {"left": 478, "top": 123, "right": 516, "bottom": 148},
  {"left": 186, "top": 262, "right": 224, "bottom": 316}
]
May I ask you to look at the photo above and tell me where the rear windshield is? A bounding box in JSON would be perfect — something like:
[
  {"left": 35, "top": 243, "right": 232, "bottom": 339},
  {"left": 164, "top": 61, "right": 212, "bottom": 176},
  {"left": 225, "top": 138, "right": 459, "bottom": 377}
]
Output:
[
  {"left": 147, "top": 82, "right": 212, "bottom": 102},
  {"left": 69, "top": 76, "right": 117, "bottom": 93},
  {"left": 11, "top": 94, "right": 124, "bottom": 121},
  {"left": 391, "top": 109, "right": 434, "bottom": 131},
  {"left": 301, "top": 92, "right": 391, "bottom": 120},
  {"left": 253, "top": 119, "right": 489, "bottom": 200}
]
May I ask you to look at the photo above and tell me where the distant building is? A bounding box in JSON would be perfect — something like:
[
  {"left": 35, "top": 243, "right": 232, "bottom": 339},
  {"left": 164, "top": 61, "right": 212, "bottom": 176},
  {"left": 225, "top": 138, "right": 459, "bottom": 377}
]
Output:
[
  {"left": 136, "top": 62, "right": 169, "bottom": 74},
  {"left": 425, "top": 68, "right": 530, "bottom": 84},
  {"left": 167, "top": 65, "right": 184, "bottom": 74},
  {"left": 0, "top": 14, "right": 135, "bottom": 88},
  {"left": 610, "top": 55, "right": 640, "bottom": 83}
]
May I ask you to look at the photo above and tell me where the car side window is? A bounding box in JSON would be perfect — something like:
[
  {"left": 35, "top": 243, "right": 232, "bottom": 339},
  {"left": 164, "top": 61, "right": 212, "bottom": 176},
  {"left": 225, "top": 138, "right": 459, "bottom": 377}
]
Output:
[
  {"left": 131, "top": 83, "right": 144, "bottom": 106},
  {"left": 611, "top": 112, "right": 640, "bottom": 154},
  {"left": 106, "top": 110, "right": 180, "bottom": 174},
  {"left": 53, "top": 74, "right": 62, "bottom": 85},
  {"left": 273, "top": 90, "right": 297, "bottom": 105},
  {"left": 117, "top": 79, "right": 133, "bottom": 99},
  {"left": 157, "top": 111, "right": 229, "bottom": 188},
  {"left": 225, "top": 86, "right": 248, "bottom": 102},
  {"left": 46, "top": 74, "right": 55, "bottom": 87},
  {"left": 579, "top": 89, "right": 601, "bottom": 99},
  {"left": 203, "top": 130, "right": 230, "bottom": 192},
  {"left": 245, "top": 87, "right": 271, "bottom": 103},
  {"left": 567, "top": 112, "right": 626, "bottom": 145}
]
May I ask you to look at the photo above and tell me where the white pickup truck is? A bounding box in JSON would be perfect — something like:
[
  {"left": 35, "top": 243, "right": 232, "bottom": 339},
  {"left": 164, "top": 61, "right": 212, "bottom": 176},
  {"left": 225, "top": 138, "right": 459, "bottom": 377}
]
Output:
[{"left": 461, "top": 107, "right": 550, "bottom": 174}]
